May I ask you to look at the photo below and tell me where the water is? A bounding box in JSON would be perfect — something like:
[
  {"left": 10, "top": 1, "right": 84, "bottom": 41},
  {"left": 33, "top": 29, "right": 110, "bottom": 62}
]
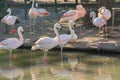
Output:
[{"left": 0, "top": 49, "right": 120, "bottom": 80}]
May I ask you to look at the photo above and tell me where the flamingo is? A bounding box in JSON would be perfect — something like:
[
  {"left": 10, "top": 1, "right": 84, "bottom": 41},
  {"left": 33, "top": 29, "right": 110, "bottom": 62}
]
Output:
[
  {"left": 31, "top": 23, "right": 62, "bottom": 62},
  {"left": 54, "top": 20, "right": 76, "bottom": 61},
  {"left": 0, "top": 26, "right": 24, "bottom": 58},
  {"left": 98, "top": 6, "right": 111, "bottom": 39},
  {"left": 90, "top": 11, "right": 106, "bottom": 34},
  {"left": 1, "top": 8, "right": 19, "bottom": 33},
  {"left": 98, "top": 6, "right": 111, "bottom": 21},
  {"left": 0, "top": 59, "right": 24, "bottom": 80},
  {"left": 28, "top": 0, "right": 50, "bottom": 33},
  {"left": 59, "top": 4, "right": 86, "bottom": 23}
]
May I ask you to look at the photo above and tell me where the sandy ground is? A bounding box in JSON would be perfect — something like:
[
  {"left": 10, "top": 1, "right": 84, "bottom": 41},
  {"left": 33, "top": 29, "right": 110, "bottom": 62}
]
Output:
[{"left": 0, "top": 7, "right": 120, "bottom": 53}]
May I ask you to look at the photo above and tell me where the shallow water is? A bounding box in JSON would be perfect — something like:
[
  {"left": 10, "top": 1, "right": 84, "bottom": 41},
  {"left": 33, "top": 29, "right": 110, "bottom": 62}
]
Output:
[{"left": 0, "top": 49, "right": 120, "bottom": 80}]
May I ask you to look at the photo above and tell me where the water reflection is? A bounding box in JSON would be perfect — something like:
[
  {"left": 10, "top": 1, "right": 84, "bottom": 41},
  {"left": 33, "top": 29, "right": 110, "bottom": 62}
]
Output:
[
  {"left": 0, "top": 50, "right": 120, "bottom": 80},
  {"left": 94, "top": 57, "right": 112, "bottom": 80},
  {"left": 30, "top": 53, "right": 52, "bottom": 80},
  {"left": 0, "top": 59, "right": 24, "bottom": 80},
  {"left": 50, "top": 52, "right": 87, "bottom": 80}
]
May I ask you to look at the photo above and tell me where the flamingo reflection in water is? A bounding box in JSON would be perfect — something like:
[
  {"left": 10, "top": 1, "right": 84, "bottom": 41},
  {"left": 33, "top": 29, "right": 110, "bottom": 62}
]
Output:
[
  {"left": 30, "top": 52, "right": 54, "bottom": 80},
  {"left": 51, "top": 52, "right": 87, "bottom": 80},
  {"left": 0, "top": 59, "right": 24, "bottom": 80},
  {"left": 94, "top": 57, "right": 112, "bottom": 80}
]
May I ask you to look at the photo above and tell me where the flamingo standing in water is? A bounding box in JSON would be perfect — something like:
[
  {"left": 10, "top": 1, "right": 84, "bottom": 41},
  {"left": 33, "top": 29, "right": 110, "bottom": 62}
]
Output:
[
  {"left": 59, "top": 4, "right": 86, "bottom": 23},
  {"left": 90, "top": 11, "right": 106, "bottom": 34},
  {"left": 54, "top": 20, "right": 76, "bottom": 61},
  {"left": 1, "top": 8, "right": 19, "bottom": 33},
  {"left": 0, "top": 26, "right": 24, "bottom": 58},
  {"left": 31, "top": 23, "right": 62, "bottom": 62},
  {"left": 28, "top": 0, "right": 50, "bottom": 33}
]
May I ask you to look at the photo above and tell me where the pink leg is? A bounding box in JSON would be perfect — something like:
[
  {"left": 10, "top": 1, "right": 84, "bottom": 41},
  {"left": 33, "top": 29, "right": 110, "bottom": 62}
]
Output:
[{"left": 44, "top": 51, "right": 48, "bottom": 64}]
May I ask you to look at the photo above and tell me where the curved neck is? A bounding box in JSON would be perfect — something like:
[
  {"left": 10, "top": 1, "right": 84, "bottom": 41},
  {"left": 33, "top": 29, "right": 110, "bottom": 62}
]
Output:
[
  {"left": 68, "top": 23, "right": 73, "bottom": 34},
  {"left": 8, "top": 10, "right": 11, "bottom": 16},
  {"left": 17, "top": 30, "right": 24, "bottom": 44},
  {"left": 32, "top": 0, "right": 34, "bottom": 8},
  {"left": 68, "top": 23, "right": 74, "bottom": 38},
  {"left": 54, "top": 27, "right": 59, "bottom": 38},
  {"left": 92, "top": 13, "right": 96, "bottom": 23}
]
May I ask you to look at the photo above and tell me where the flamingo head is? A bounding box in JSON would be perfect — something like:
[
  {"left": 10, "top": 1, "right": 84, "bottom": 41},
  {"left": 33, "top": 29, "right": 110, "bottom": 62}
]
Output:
[
  {"left": 7, "top": 8, "right": 11, "bottom": 13},
  {"left": 54, "top": 23, "right": 62, "bottom": 31},
  {"left": 98, "top": 6, "right": 106, "bottom": 14},
  {"left": 18, "top": 26, "right": 24, "bottom": 32},
  {"left": 90, "top": 11, "right": 96, "bottom": 18},
  {"left": 31, "top": 45, "right": 36, "bottom": 51},
  {"left": 76, "top": 4, "right": 83, "bottom": 10},
  {"left": 69, "top": 20, "right": 76, "bottom": 28}
]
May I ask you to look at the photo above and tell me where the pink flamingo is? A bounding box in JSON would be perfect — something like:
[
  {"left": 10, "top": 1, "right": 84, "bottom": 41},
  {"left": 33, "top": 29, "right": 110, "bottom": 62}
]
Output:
[
  {"left": 54, "top": 20, "right": 76, "bottom": 61},
  {"left": 98, "top": 7, "right": 111, "bottom": 39},
  {"left": 1, "top": 8, "right": 19, "bottom": 33},
  {"left": 98, "top": 6, "right": 111, "bottom": 21},
  {"left": 90, "top": 11, "right": 106, "bottom": 34},
  {"left": 59, "top": 4, "right": 86, "bottom": 23},
  {"left": 29, "top": 0, "right": 50, "bottom": 33},
  {"left": 0, "top": 26, "right": 24, "bottom": 58},
  {"left": 31, "top": 23, "right": 62, "bottom": 62}
]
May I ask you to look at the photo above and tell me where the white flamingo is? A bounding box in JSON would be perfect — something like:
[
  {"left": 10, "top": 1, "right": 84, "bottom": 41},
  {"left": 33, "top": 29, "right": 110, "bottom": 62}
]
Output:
[
  {"left": 90, "top": 11, "right": 106, "bottom": 34},
  {"left": 1, "top": 8, "right": 19, "bottom": 33},
  {"left": 0, "top": 26, "right": 24, "bottom": 58},
  {"left": 59, "top": 4, "right": 86, "bottom": 23},
  {"left": 1, "top": 8, "right": 19, "bottom": 26},
  {"left": 54, "top": 20, "right": 76, "bottom": 60},
  {"left": 31, "top": 23, "right": 62, "bottom": 62},
  {"left": 29, "top": 0, "right": 50, "bottom": 33}
]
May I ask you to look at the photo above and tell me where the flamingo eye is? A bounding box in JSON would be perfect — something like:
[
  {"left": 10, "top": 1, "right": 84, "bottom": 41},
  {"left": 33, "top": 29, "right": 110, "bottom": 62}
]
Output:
[{"left": 56, "top": 27, "right": 59, "bottom": 29}]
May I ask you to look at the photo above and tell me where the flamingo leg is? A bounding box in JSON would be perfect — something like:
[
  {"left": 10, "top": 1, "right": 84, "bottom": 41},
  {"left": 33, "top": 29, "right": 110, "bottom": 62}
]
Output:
[
  {"left": 30, "top": 18, "right": 32, "bottom": 34},
  {"left": 9, "top": 58, "right": 12, "bottom": 67},
  {"left": 30, "top": 18, "right": 35, "bottom": 39},
  {"left": 60, "top": 46, "right": 64, "bottom": 66},
  {"left": 33, "top": 18, "right": 35, "bottom": 33},
  {"left": 44, "top": 51, "right": 48, "bottom": 63},
  {"left": 9, "top": 50, "right": 12, "bottom": 58},
  {"left": 105, "top": 24, "right": 108, "bottom": 41}
]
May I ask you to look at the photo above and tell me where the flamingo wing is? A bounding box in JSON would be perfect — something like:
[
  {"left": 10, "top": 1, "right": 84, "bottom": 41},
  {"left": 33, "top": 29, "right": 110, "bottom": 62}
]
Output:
[
  {"left": 0, "top": 38, "right": 22, "bottom": 50},
  {"left": 37, "top": 8, "right": 50, "bottom": 17},
  {"left": 93, "top": 18, "right": 106, "bottom": 28},
  {"left": 2, "top": 16, "right": 18, "bottom": 26},
  {"left": 35, "top": 37, "right": 58, "bottom": 50},
  {"left": 61, "top": 10, "right": 77, "bottom": 18},
  {"left": 28, "top": 8, "right": 38, "bottom": 19},
  {"left": 54, "top": 34, "right": 71, "bottom": 46}
]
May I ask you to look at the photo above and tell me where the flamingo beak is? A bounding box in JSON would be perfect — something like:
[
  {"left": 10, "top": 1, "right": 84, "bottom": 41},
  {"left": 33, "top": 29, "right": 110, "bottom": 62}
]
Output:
[
  {"left": 59, "top": 28, "right": 62, "bottom": 31},
  {"left": 31, "top": 45, "right": 36, "bottom": 51},
  {"left": 74, "top": 24, "right": 76, "bottom": 28}
]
